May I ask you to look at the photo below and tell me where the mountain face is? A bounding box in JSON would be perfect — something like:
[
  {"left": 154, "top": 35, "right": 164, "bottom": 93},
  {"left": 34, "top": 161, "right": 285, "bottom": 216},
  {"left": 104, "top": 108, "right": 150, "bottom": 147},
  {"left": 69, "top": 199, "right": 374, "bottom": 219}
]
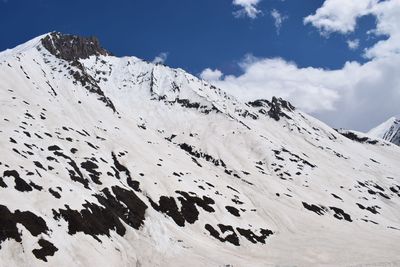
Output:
[
  {"left": 369, "top": 117, "right": 400, "bottom": 146},
  {"left": 0, "top": 32, "right": 400, "bottom": 266}
]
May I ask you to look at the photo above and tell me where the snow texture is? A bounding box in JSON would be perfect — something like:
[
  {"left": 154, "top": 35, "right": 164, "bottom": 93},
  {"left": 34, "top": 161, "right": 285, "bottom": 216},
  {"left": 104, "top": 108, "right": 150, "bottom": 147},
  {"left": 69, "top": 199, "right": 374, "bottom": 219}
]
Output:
[{"left": 0, "top": 32, "right": 399, "bottom": 267}]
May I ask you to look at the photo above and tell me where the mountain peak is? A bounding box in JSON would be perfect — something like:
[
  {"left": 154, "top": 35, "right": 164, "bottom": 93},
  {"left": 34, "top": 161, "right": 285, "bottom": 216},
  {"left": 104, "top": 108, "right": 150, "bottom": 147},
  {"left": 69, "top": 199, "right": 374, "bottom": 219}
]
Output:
[
  {"left": 1, "top": 33, "right": 400, "bottom": 266},
  {"left": 41, "top": 32, "right": 111, "bottom": 61},
  {"left": 368, "top": 116, "right": 400, "bottom": 146}
]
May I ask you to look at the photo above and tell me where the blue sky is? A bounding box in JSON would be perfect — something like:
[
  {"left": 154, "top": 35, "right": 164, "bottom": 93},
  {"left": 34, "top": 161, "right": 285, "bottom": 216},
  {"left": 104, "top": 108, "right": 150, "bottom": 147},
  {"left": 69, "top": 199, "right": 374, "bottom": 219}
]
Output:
[
  {"left": 1, "top": 0, "right": 399, "bottom": 131},
  {"left": 0, "top": 0, "right": 377, "bottom": 74}
]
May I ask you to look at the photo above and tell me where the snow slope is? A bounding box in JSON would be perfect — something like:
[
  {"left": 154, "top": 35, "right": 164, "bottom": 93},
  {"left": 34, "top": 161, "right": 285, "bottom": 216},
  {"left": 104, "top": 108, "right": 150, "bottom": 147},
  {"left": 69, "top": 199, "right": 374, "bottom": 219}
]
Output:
[
  {"left": 0, "top": 32, "right": 400, "bottom": 267},
  {"left": 369, "top": 116, "right": 400, "bottom": 146}
]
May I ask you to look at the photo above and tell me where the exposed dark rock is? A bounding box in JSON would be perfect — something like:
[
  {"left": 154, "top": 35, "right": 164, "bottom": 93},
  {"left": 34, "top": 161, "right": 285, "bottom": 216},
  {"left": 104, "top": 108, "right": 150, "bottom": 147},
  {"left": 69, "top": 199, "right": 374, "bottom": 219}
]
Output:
[
  {"left": 329, "top": 207, "right": 352, "bottom": 222},
  {"left": 337, "top": 130, "right": 379, "bottom": 145},
  {"left": 49, "top": 188, "right": 61, "bottom": 199},
  {"left": 53, "top": 186, "right": 147, "bottom": 242},
  {"left": 331, "top": 193, "right": 343, "bottom": 201},
  {"left": 268, "top": 97, "right": 294, "bottom": 121},
  {"left": 149, "top": 191, "right": 215, "bottom": 227},
  {"left": 178, "top": 143, "right": 226, "bottom": 167},
  {"left": 42, "top": 34, "right": 117, "bottom": 112},
  {"left": 204, "top": 224, "right": 239, "bottom": 246},
  {"left": 0, "top": 177, "right": 7, "bottom": 188},
  {"left": 176, "top": 191, "right": 215, "bottom": 223},
  {"left": 52, "top": 151, "right": 89, "bottom": 188},
  {"left": 48, "top": 145, "right": 62, "bottom": 151},
  {"left": 111, "top": 152, "right": 140, "bottom": 192},
  {"left": 236, "top": 227, "right": 273, "bottom": 244},
  {"left": 0, "top": 205, "right": 49, "bottom": 248},
  {"left": 3, "top": 170, "right": 33, "bottom": 192},
  {"left": 356, "top": 203, "right": 380, "bottom": 214},
  {"left": 176, "top": 99, "right": 200, "bottom": 109},
  {"left": 149, "top": 196, "right": 184, "bottom": 226},
  {"left": 302, "top": 202, "right": 327, "bottom": 215},
  {"left": 33, "top": 161, "right": 46, "bottom": 171},
  {"left": 225, "top": 206, "right": 240, "bottom": 217},
  {"left": 81, "top": 160, "right": 102, "bottom": 185},
  {"left": 247, "top": 99, "right": 270, "bottom": 108},
  {"left": 32, "top": 239, "right": 58, "bottom": 262},
  {"left": 41, "top": 32, "right": 111, "bottom": 62}
]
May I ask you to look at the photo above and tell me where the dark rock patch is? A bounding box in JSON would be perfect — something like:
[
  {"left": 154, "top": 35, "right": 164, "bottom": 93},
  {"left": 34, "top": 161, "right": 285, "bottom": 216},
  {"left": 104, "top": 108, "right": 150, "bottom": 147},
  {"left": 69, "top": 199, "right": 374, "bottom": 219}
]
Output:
[
  {"left": 0, "top": 177, "right": 7, "bottom": 188},
  {"left": 33, "top": 161, "right": 46, "bottom": 171},
  {"left": 54, "top": 186, "right": 147, "bottom": 242},
  {"left": 302, "top": 202, "right": 327, "bottom": 215},
  {"left": 29, "top": 181, "right": 43, "bottom": 191},
  {"left": 268, "top": 97, "right": 294, "bottom": 121},
  {"left": 0, "top": 205, "right": 48, "bottom": 248},
  {"left": 236, "top": 227, "right": 273, "bottom": 244},
  {"left": 176, "top": 191, "right": 215, "bottom": 223},
  {"left": 337, "top": 130, "right": 379, "bottom": 145},
  {"left": 178, "top": 143, "right": 226, "bottom": 167},
  {"left": 329, "top": 207, "right": 352, "bottom": 222},
  {"left": 53, "top": 151, "right": 89, "bottom": 188},
  {"left": 150, "top": 191, "right": 215, "bottom": 226},
  {"left": 227, "top": 185, "right": 239, "bottom": 193},
  {"left": 32, "top": 239, "right": 58, "bottom": 262},
  {"left": 81, "top": 160, "right": 102, "bottom": 185},
  {"left": 204, "top": 224, "right": 239, "bottom": 246},
  {"left": 331, "top": 193, "right": 343, "bottom": 201},
  {"left": 48, "top": 145, "right": 62, "bottom": 151},
  {"left": 3, "top": 170, "right": 33, "bottom": 192},
  {"left": 356, "top": 203, "right": 380, "bottom": 214},
  {"left": 378, "top": 192, "right": 390, "bottom": 199},
  {"left": 49, "top": 188, "right": 61, "bottom": 199},
  {"left": 111, "top": 152, "right": 140, "bottom": 192},
  {"left": 225, "top": 206, "right": 240, "bottom": 217},
  {"left": 41, "top": 32, "right": 111, "bottom": 61},
  {"left": 86, "top": 141, "right": 98, "bottom": 150},
  {"left": 149, "top": 196, "right": 184, "bottom": 226},
  {"left": 232, "top": 198, "right": 244, "bottom": 205}
]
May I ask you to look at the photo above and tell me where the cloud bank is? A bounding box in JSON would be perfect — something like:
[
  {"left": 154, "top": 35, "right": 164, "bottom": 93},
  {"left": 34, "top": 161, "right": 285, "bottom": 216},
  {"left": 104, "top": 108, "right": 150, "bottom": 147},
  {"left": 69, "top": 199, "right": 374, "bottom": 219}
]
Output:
[{"left": 210, "top": 0, "right": 400, "bottom": 131}]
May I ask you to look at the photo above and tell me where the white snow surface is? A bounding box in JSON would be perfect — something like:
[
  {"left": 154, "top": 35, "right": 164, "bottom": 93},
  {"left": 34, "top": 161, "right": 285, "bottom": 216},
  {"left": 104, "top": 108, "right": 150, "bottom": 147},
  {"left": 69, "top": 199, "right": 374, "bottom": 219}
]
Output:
[{"left": 0, "top": 33, "right": 399, "bottom": 267}]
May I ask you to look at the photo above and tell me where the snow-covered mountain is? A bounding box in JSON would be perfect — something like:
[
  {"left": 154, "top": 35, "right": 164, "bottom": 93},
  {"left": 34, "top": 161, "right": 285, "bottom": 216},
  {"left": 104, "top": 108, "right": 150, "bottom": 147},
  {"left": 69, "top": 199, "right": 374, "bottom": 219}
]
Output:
[
  {"left": 0, "top": 32, "right": 400, "bottom": 267},
  {"left": 369, "top": 116, "right": 400, "bottom": 146}
]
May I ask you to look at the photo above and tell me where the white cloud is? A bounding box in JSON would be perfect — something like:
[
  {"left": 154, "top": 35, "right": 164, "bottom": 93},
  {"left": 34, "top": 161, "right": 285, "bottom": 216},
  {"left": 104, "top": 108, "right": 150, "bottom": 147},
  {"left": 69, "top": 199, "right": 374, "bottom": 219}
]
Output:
[
  {"left": 208, "top": 54, "right": 400, "bottom": 130},
  {"left": 200, "top": 68, "right": 223, "bottom": 81},
  {"left": 210, "top": 55, "right": 341, "bottom": 113},
  {"left": 203, "top": 0, "right": 400, "bottom": 131},
  {"left": 270, "top": 9, "right": 288, "bottom": 34},
  {"left": 152, "top": 52, "right": 168, "bottom": 64},
  {"left": 304, "top": 0, "right": 400, "bottom": 59},
  {"left": 363, "top": 0, "right": 400, "bottom": 59},
  {"left": 347, "top": 39, "right": 360, "bottom": 50},
  {"left": 233, "top": 0, "right": 262, "bottom": 19},
  {"left": 304, "top": 0, "right": 378, "bottom": 35}
]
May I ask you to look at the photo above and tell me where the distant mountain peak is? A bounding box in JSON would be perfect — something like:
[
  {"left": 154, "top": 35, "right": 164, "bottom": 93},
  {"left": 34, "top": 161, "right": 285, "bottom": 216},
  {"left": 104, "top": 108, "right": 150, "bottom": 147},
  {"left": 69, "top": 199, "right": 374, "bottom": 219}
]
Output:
[
  {"left": 41, "top": 32, "right": 111, "bottom": 61},
  {"left": 368, "top": 116, "right": 400, "bottom": 146}
]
